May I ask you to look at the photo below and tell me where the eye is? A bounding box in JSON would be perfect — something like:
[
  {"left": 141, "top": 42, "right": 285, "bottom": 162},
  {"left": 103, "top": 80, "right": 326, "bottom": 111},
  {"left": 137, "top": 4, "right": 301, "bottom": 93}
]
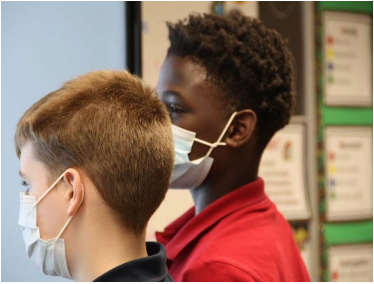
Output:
[
  {"left": 168, "top": 103, "right": 185, "bottom": 114},
  {"left": 21, "top": 180, "right": 30, "bottom": 195}
]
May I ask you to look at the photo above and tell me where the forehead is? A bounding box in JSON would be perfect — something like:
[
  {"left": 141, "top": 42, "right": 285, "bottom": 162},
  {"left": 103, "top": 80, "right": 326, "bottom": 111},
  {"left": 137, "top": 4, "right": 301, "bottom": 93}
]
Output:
[
  {"left": 19, "top": 141, "right": 47, "bottom": 177},
  {"left": 158, "top": 55, "right": 207, "bottom": 86},
  {"left": 20, "top": 141, "right": 35, "bottom": 166},
  {"left": 157, "top": 55, "right": 226, "bottom": 111}
]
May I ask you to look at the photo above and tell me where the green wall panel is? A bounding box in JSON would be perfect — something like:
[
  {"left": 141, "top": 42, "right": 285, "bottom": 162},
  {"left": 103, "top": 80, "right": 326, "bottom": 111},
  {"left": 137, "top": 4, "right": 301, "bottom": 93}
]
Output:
[
  {"left": 324, "top": 221, "right": 373, "bottom": 246},
  {"left": 318, "top": 1, "right": 373, "bottom": 14},
  {"left": 322, "top": 107, "right": 373, "bottom": 126}
]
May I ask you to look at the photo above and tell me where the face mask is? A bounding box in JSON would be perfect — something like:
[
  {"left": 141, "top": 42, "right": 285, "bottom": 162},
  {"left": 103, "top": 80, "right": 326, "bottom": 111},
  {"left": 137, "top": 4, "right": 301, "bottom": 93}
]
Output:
[
  {"left": 18, "top": 171, "right": 84, "bottom": 280},
  {"left": 170, "top": 112, "right": 237, "bottom": 190}
]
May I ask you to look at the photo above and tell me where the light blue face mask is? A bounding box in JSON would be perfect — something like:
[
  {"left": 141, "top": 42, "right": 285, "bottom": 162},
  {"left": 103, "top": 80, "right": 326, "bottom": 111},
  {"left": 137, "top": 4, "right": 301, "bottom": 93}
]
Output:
[
  {"left": 18, "top": 171, "right": 84, "bottom": 280},
  {"left": 170, "top": 112, "right": 237, "bottom": 190}
]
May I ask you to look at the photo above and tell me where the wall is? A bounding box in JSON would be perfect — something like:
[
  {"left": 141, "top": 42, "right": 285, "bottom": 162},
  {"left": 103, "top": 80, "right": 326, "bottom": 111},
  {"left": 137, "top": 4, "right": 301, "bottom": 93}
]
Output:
[{"left": 1, "top": 2, "right": 125, "bottom": 281}]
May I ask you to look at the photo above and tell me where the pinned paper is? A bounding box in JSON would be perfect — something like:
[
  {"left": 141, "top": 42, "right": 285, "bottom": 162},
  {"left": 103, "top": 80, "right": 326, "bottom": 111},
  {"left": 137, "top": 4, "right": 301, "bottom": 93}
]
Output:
[
  {"left": 259, "top": 124, "right": 310, "bottom": 220},
  {"left": 325, "top": 127, "right": 373, "bottom": 221},
  {"left": 328, "top": 244, "right": 373, "bottom": 282},
  {"left": 323, "top": 11, "right": 372, "bottom": 106}
]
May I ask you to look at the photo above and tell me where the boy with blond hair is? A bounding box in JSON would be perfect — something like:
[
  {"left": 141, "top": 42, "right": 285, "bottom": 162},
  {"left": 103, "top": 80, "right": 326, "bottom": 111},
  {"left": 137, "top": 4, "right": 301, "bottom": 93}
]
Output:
[{"left": 16, "top": 70, "right": 174, "bottom": 281}]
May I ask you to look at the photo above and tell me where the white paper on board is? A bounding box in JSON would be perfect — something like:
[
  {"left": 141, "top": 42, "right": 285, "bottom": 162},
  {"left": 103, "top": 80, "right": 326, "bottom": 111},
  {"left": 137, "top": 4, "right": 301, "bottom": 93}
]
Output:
[
  {"left": 259, "top": 124, "right": 310, "bottom": 220},
  {"left": 328, "top": 244, "right": 373, "bottom": 282},
  {"left": 325, "top": 126, "right": 373, "bottom": 221},
  {"left": 323, "top": 11, "right": 373, "bottom": 106}
]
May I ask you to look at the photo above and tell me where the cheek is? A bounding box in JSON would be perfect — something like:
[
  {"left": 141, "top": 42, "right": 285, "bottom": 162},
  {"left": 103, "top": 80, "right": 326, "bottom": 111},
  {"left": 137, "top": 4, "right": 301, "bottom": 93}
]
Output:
[
  {"left": 189, "top": 143, "right": 210, "bottom": 161},
  {"left": 36, "top": 192, "right": 67, "bottom": 240},
  {"left": 188, "top": 126, "right": 225, "bottom": 161}
]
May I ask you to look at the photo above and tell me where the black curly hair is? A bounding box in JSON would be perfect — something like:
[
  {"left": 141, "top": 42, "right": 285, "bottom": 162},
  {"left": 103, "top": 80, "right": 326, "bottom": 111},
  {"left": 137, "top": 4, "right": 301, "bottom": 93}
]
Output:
[{"left": 166, "top": 10, "right": 295, "bottom": 151}]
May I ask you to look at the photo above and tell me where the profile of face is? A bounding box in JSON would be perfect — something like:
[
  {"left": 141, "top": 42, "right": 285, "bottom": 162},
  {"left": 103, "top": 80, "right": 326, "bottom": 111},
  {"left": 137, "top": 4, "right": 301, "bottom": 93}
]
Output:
[
  {"left": 157, "top": 55, "right": 234, "bottom": 167},
  {"left": 158, "top": 55, "right": 259, "bottom": 182},
  {"left": 19, "top": 141, "right": 75, "bottom": 241}
]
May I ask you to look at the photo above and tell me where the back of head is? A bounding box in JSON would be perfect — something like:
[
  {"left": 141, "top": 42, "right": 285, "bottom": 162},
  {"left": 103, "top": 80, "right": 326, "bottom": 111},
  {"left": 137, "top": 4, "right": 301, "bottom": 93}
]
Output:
[
  {"left": 15, "top": 70, "right": 174, "bottom": 235},
  {"left": 167, "top": 11, "right": 295, "bottom": 151}
]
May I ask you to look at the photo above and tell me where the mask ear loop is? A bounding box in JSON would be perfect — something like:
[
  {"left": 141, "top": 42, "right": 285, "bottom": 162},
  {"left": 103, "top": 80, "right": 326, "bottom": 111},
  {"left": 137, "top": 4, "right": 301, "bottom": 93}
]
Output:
[
  {"left": 32, "top": 170, "right": 85, "bottom": 241},
  {"left": 193, "top": 138, "right": 226, "bottom": 148},
  {"left": 34, "top": 172, "right": 66, "bottom": 207},
  {"left": 194, "top": 112, "right": 238, "bottom": 158},
  {"left": 56, "top": 184, "right": 85, "bottom": 240}
]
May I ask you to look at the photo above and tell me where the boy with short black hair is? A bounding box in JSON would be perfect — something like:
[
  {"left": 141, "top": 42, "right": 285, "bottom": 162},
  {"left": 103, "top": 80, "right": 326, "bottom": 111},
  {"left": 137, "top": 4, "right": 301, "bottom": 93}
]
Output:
[{"left": 156, "top": 11, "right": 310, "bottom": 281}]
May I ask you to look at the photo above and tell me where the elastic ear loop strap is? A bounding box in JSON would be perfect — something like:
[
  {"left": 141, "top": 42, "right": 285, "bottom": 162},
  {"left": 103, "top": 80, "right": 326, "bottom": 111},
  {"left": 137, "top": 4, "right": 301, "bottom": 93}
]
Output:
[
  {"left": 56, "top": 184, "right": 84, "bottom": 240},
  {"left": 194, "top": 111, "right": 238, "bottom": 158},
  {"left": 33, "top": 171, "right": 85, "bottom": 240},
  {"left": 34, "top": 172, "right": 66, "bottom": 207}
]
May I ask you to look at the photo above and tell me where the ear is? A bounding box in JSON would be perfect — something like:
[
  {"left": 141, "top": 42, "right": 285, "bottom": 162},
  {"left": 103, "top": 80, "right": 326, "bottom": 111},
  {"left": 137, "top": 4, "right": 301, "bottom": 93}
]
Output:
[
  {"left": 225, "top": 109, "right": 257, "bottom": 148},
  {"left": 63, "top": 169, "right": 84, "bottom": 217}
]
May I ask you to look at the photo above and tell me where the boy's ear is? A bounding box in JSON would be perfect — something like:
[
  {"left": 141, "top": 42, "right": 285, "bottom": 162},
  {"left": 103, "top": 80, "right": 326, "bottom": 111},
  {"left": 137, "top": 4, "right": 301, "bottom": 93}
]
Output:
[
  {"left": 224, "top": 109, "right": 257, "bottom": 148},
  {"left": 63, "top": 169, "right": 84, "bottom": 217}
]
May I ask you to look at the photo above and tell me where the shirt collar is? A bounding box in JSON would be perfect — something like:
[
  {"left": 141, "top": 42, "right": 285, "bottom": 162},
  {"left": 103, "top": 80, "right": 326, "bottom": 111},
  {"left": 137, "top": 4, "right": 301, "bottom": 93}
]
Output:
[
  {"left": 93, "top": 242, "right": 171, "bottom": 282},
  {"left": 156, "top": 178, "right": 266, "bottom": 261}
]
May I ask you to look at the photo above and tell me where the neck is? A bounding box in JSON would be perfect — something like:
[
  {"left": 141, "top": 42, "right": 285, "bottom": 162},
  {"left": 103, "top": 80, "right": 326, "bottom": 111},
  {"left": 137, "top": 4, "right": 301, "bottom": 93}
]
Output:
[
  {"left": 67, "top": 210, "right": 148, "bottom": 281},
  {"left": 190, "top": 154, "right": 260, "bottom": 215}
]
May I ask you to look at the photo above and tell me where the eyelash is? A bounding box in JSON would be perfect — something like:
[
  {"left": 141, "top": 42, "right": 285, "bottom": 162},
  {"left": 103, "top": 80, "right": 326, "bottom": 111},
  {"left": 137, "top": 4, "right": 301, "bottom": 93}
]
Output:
[
  {"left": 168, "top": 103, "right": 185, "bottom": 114},
  {"left": 21, "top": 181, "right": 30, "bottom": 194}
]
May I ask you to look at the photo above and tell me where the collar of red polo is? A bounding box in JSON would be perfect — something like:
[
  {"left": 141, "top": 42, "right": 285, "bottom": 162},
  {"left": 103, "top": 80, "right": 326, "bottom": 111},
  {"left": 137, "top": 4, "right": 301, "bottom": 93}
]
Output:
[{"left": 156, "top": 177, "right": 267, "bottom": 261}]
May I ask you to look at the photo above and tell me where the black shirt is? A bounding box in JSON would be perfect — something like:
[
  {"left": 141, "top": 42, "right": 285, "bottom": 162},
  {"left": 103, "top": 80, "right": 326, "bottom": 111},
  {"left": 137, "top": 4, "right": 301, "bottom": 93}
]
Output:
[{"left": 93, "top": 242, "right": 173, "bottom": 282}]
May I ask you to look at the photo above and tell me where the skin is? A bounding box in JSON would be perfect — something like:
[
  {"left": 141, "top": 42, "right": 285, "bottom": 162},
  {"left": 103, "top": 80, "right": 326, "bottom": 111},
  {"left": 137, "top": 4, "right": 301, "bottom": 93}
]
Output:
[
  {"left": 157, "top": 55, "right": 262, "bottom": 215},
  {"left": 19, "top": 141, "right": 147, "bottom": 281}
]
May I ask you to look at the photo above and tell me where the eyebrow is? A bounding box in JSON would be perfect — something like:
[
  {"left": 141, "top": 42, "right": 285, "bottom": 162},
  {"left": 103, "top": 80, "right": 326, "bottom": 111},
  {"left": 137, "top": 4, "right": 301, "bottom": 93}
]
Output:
[
  {"left": 162, "top": 90, "right": 181, "bottom": 98},
  {"left": 162, "top": 90, "right": 190, "bottom": 106},
  {"left": 161, "top": 90, "right": 193, "bottom": 112}
]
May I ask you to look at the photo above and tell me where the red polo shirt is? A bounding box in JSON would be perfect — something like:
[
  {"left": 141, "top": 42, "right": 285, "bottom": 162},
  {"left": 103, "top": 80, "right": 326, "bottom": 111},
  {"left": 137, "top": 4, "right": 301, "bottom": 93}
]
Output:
[{"left": 156, "top": 178, "right": 310, "bottom": 282}]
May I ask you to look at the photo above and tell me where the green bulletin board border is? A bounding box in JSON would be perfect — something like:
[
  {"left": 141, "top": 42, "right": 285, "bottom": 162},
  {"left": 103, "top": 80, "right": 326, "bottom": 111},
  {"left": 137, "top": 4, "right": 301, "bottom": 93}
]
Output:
[
  {"left": 318, "top": 1, "right": 373, "bottom": 14},
  {"left": 322, "top": 107, "right": 373, "bottom": 126},
  {"left": 324, "top": 221, "right": 373, "bottom": 245}
]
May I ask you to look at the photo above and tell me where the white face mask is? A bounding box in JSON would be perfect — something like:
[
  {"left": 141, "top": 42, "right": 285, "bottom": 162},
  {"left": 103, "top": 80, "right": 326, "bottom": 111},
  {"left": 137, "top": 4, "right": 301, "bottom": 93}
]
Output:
[
  {"left": 170, "top": 112, "right": 237, "bottom": 190},
  {"left": 18, "top": 171, "right": 84, "bottom": 280}
]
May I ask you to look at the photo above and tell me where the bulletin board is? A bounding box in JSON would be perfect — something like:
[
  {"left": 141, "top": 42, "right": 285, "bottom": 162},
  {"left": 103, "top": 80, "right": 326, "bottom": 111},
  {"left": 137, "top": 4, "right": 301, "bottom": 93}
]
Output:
[{"left": 317, "top": 1, "right": 373, "bottom": 281}]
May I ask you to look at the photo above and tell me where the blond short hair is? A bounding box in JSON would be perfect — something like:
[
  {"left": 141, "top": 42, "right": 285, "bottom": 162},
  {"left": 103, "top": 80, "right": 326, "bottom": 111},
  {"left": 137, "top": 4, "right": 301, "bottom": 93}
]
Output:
[{"left": 15, "top": 70, "right": 174, "bottom": 235}]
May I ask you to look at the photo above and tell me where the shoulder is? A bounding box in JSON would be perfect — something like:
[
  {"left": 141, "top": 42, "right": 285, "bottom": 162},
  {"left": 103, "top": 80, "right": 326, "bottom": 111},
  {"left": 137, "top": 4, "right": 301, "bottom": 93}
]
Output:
[{"left": 181, "top": 258, "right": 259, "bottom": 282}]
